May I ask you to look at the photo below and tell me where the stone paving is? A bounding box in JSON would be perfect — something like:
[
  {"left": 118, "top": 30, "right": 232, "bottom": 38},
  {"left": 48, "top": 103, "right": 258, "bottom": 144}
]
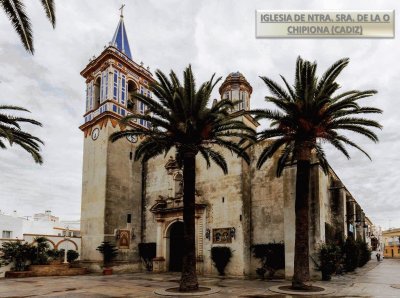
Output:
[{"left": 0, "top": 258, "right": 399, "bottom": 297}]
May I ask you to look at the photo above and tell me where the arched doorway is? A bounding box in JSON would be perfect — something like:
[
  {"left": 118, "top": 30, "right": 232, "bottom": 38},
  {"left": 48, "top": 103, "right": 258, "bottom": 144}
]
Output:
[{"left": 169, "top": 221, "right": 184, "bottom": 272}]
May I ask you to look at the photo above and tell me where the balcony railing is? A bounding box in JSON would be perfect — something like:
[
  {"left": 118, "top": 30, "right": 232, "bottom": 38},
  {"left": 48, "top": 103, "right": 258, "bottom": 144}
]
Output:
[{"left": 83, "top": 101, "right": 151, "bottom": 129}]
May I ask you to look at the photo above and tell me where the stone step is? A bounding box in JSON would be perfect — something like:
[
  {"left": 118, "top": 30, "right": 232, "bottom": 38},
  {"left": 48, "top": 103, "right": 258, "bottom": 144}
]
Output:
[{"left": 5, "top": 265, "right": 87, "bottom": 278}]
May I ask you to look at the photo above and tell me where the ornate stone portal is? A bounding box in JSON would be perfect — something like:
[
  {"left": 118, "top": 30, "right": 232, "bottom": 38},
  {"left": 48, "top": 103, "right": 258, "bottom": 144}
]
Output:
[{"left": 150, "top": 157, "right": 206, "bottom": 273}]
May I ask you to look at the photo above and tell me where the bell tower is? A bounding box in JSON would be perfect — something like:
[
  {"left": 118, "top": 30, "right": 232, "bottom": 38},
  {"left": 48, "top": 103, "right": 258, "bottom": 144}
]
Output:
[
  {"left": 219, "top": 71, "right": 258, "bottom": 130},
  {"left": 219, "top": 71, "right": 252, "bottom": 112},
  {"left": 79, "top": 10, "right": 153, "bottom": 270}
]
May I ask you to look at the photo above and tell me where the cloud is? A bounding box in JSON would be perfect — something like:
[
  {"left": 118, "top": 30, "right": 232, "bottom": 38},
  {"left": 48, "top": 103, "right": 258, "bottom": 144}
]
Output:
[{"left": 0, "top": 0, "right": 398, "bottom": 228}]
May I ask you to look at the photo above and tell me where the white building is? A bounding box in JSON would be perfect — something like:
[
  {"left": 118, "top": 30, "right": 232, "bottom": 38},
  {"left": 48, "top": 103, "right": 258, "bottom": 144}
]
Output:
[
  {"left": 0, "top": 210, "right": 81, "bottom": 254},
  {"left": 0, "top": 210, "right": 64, "bottom": 239},
  {"left": 0, "top": 211, "right": 82, "bottom": 278}
]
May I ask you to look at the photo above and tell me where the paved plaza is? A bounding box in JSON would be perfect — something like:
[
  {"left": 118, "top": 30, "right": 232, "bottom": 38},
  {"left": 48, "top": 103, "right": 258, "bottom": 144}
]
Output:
[{"left": 0, "top": 258, "right": 399, "bottom": 297}]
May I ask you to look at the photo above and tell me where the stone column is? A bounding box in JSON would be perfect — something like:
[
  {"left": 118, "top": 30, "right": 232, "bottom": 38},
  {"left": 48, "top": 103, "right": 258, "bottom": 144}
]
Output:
[
  {"left": 352, "top": 201, "right": 358, "bottom": 240},
  {"left": 196, "top": 210, "right": 204, "bottom": 274},
  {"left": 330, "top": 181, "right": 346, "bottom": 242},
  {"left": 153, "top": 218, "right": 165, "bottom": 272},
  {"left": 196, "top": 212, "right": 204, "bottom": 274},
  {"left": 156, "top": 219, "right": 163, "bottom": 257},
  {"left": 361, "top": 212, "right": 366, "bottom": 241},
  {"left": 342, "top": 190, "right": 348, "bottom": 239},
  {"left": 351, "top": 201, "right": 356, "bottom": 239},
  {"left": 196, "top": 215, "right": 201, "bottom": 258},
  {"left": 283, "top": 166, "right": 296, "bottom": 279},
  {"left": 309, "top": 164, "right": 323, "bottom": 280}
]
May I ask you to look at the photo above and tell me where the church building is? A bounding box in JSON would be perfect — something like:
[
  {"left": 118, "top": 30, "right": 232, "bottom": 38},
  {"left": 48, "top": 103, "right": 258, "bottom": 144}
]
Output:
[{"left": 79, "top": 13, "right": 373, "bottom": 279}]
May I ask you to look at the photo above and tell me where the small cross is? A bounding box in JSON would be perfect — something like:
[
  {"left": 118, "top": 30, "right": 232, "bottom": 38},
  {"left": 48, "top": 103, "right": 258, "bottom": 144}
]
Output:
[{"left": 119, "top": 4, "right": 125, "bottom": 17}]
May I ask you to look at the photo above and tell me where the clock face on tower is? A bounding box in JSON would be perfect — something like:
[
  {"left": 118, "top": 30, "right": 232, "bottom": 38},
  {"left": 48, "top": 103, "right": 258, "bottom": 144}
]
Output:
[
  {"left": 91, "top": 128, "right": 100, "bottom": 141},
  {"left": 126, "top": 135, "right": 138, "bottom": 143}
]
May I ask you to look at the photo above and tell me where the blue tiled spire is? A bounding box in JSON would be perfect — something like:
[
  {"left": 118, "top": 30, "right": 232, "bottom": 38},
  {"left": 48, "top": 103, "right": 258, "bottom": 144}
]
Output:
[{"left": 111, "top": 14, "right": 132, "bottom": 59}]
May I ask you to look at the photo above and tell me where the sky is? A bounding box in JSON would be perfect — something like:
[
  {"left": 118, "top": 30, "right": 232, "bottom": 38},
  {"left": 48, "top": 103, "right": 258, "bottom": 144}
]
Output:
[{"left": 0, "top": 0, "right": 399, "bottom": 229}]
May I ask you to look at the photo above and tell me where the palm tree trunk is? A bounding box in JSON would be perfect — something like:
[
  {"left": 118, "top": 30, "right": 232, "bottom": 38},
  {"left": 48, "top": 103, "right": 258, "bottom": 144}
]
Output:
[
  {"left": 292, "top": 158, "right": 311, "bottom": 289},
  {"left": 179, "top": 151, "right": 199, "bottom": 291}
]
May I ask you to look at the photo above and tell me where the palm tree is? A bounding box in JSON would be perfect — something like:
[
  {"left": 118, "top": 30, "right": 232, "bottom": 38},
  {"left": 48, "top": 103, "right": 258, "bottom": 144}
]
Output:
[
  {"left": 253, "top": 57, "right": 382, "bottom": 289},
  {"left": 111, "top": 65, "right": 255, "bottom": 291},
  {"left": 0, "top": 105, "right": 44, "bottom": 163},
  {"left": 0, "top": 0, "right": 56, "bottom": 54}
]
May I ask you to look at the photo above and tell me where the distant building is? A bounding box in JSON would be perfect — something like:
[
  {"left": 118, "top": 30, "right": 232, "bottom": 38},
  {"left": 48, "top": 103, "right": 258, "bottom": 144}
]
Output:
[
  {"left": 33, "top": 210, "right": 59, "bottom": 222},
  {"left": 365, "top": 219, "right": 383, "bottom": 251},
  {"left": 0, "top": 211, "right": 22, "bottom": 239},
  {"left": 0, "top": 211, "right": 82, "bottom": 278},
  {"left": 0, "top": 210, "right": 63, "bottom": 239},
  {"left": 0, "top": 210, "right": 80, "bottom": 239},
  {"left": 382, "top": 228, "right": 400, "bottom": 258}
]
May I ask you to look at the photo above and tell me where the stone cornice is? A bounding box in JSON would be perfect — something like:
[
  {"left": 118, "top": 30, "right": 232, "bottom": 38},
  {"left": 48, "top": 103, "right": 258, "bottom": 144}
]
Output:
[{"left": 80, "top": 46, "right": 154, "bottom": 84}]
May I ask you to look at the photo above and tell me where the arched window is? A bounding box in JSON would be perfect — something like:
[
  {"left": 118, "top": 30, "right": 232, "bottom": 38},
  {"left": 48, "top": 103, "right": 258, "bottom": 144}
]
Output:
[
  {"left": 94, "top": 77, "right": 101, "bottom": 109},
  {"left": 127, "top": 80, "right": 137, "bottom": 111}
]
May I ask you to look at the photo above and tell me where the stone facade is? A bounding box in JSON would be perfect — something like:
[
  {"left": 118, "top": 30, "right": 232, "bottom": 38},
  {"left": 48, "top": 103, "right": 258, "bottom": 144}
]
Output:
[{"left": 79, "top": 16, "right": 375, "bottom": 278}]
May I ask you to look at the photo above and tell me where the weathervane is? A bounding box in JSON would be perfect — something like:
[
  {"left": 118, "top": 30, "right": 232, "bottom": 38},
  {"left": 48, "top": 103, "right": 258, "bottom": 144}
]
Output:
[{"left": 119, "top": 4, "right": 125, "bottom": 18}]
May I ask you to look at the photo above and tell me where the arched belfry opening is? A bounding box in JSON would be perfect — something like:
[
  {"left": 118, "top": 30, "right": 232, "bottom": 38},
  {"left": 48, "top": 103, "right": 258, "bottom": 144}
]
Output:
[
  {"left": 94, "top": 77, "right": 101, "bottom": 109},
  {"left": 127, "top": 80, "right": 137, "bottom": 111},
  {"left": 168, "top": 221, "right": 184, "bottom": 272}
]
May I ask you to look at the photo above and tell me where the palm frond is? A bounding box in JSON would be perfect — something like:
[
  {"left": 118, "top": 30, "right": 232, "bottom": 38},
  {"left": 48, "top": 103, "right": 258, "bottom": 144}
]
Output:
[
  {"left": 134, "top": 138, "right": 169, "bottom": 162},
  {"left": 198, "top": 147, "right": 211, "bottom": 168},
  {"left": 0, "top": 105, "right": 43, "bottom": 163},
  {"left": 329, "top": 117, "right": 382, "bottom": 129},
  {"left": 336, "top": 135, "right": 371, "bottom": 160},
  {"left": 199, "top": 147, "right": 228, "bottom": 174},
  {"left": 260, "top": 76, "right": 291, "bottom": 101},
  {"left": 0, "top": 105, "right": 30, "bottom": 112},
  {"left": 314, "top": 144, "right": 330, "bottom": 174},
  {"left": 0, "top": 0, "right": 34, "bottom": 54},
  {"left": 280, "top": 75, "right": 296, "bottom": 101},
  {"left": 40, "top": 0, "right": 55, "bottom": 28},
  {"left": 256, "top": 138, "right": 288, "bottom": 169},
  {"left": 325, "top": 138, "right": 350, "bottom": 159},
  {"left": 276, "top": 142, "right": 294, "bottom": 177},
  {"left": 110, "top": 127, "right": 162, "bottom": 143},
  {"left": 256, "top": 56, "right": 381, "bottom": 177},
  {"left": 112, "top": 65, "right": 255, "bottom": 173},
  {"left": 258, "top": 128, "right": 285, "bottom": 141},
  {"left": 333, "top": 107, "right": 382, "bottom": 118},
  {"left": 316, "top": 58, "right": 349, "bottom": 97},
  {"left": 12, "top": 139, "right": 43, "bottom": 164},
  {"left": 333, "top": 124, "right": 380, "bottom": 142},
  {"left": 251, "top": 109, "right": 285, "bottom": 122},
  {"left": 213, "top": 138, "right": 251, "bottom": 164}
]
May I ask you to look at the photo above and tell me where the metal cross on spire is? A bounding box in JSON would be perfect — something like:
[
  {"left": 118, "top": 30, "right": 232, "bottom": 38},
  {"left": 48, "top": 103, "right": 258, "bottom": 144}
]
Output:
[
  {"left": 119, "top": 4, "right": 125, "bottom": 17},
  {"left": 111, "top": 3, "right": 132, "bottom": 59}
]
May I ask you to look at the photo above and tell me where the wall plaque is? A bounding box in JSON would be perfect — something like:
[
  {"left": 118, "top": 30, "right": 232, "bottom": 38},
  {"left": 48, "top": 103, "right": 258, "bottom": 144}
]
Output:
[
  {"left": 212, "top": 228, "right": 232, "bottom": 244},
  {"left": 118, "top": 229, "right": 130, "bottom": 248}
]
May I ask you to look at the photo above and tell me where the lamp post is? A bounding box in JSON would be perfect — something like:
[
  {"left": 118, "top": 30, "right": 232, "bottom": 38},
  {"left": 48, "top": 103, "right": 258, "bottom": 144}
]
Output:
[{"left": 63, "top": 226, "right": 70, "bottom": 264}]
